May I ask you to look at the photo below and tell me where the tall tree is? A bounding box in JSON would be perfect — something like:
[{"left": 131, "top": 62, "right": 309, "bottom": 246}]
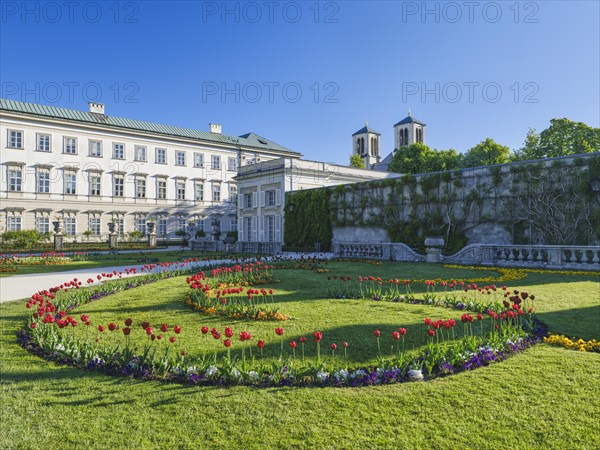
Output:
[
  {"left": 349, "top": 153, "right": 365, "bottom": 168},
  {"left": 462, "top": 138, "right": 510, "bottom": 168},
  {"left": 515, "top": 119, "right": 600, "bottom": 160},
  {"left": 387, "top": 143, "right": 461, "bottom": 174}
]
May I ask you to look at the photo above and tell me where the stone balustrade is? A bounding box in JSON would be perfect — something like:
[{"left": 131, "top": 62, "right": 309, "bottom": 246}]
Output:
[
  {"left": 234, "top": 242, "right": 282, "bottom": 255},
  {"left": 333, "top": 241, "right": 599, "bottom": 271}
]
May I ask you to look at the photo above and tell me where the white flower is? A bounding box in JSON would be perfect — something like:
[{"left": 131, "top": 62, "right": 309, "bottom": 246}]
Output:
[
  {"left": 230, "top": 368, "right": 241, "bottom": 380},
  {"left": 334, "top": 369, "right": 349, "bottom": 381},
  {"left": 316, "top": 370, "right": 329, "bottom": 382},
  {"left": 248, "top": 371, "right": 259, "bottom": 381},
  {"left": 351, "top": 369, "right": 367, "bottom": 379},
  {"left": 186, "top": 366, "right": 197, "bottom": 374},
  {"left": 55, "top": 343, "right": 65, "bottom": 351},
  {"left": 205, "top": 365, "right": 219, "bottom": 378}
]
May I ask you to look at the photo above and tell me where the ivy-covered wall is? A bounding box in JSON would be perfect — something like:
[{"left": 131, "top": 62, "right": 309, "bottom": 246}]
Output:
[
  {"left": 285, "top": 153, "right": 600, "bottom": 254},
  {"left": 283, "top": 188, "right": 333, "bottom": 251}
]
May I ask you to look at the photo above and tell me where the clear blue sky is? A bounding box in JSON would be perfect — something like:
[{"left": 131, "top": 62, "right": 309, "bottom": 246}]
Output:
[{"left": 1, "top": 1, "right": 598, "bottom": 163}]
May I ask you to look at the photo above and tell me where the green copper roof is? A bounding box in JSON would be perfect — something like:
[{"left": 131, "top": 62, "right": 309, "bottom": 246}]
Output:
[{"left": 0, "top": 98, "right": 300, "bottom": 156}]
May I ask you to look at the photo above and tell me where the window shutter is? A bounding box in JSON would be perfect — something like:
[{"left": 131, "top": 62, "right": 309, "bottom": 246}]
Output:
[
  {"left": 275, "top": 214, "right": 281, "bottom": 242},
  {"left": 260, "top": 191, "right": 265, "bottom": 207},
  {"left": 275, "top": 189, "right": 282, "bottom": 206},
  {"left": 252, "top": 192, "right": 258, "bottom": 208},
  {"left": 238, "top": 218, "right": 244, "bottom": 241}
]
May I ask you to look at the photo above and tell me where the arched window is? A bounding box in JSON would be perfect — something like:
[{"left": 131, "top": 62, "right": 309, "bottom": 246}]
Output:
[
  {"left": 360, "top": 138, "right": 364, "bottom": 154},
  {"left": 399, "top": 130, "right": 403, "bottom": 146},
  {"left": 403, "top": 128, "right": 408, "bottom": 145}
]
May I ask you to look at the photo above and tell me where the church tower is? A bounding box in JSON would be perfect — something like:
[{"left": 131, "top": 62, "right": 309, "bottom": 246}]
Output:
[
  {"left": 352, "top": 123, "right": 381, "bottom": 169},
  {"left": 393, "top": 111, "right": 426, "bottom": 149}
]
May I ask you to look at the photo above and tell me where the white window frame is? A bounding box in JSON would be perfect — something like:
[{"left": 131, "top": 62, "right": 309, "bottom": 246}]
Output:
[
  {"left": 194, "top": 152, "right": 204, "bottom": 168},
  {"left": 176, "top": 151, "right": 186, "bottom": 166},
  {"left": 64, "top": 172, "right": 77, "bottom": 195},
  {"left": 36, "top": 133, "right": 51, "bottom": 152},
  {"left": 90, "top": 175, "right": 101, "bottom": 196},
  {"left": 228, "top": 157, "right": 237, "bottom": 171},
  {"left": 7, "top": 216, "right": 22, "bottom": 231},
  {"left": 134, "top": 145, "right": 147, "bottom": 162},
  {"left": 212, "top": 184, "right": 221, "bottom": 202},
  {"left": 156, "top": 148, "right": 167, "bottom": 164},
  {"left": 157, "top": 179, "right": 167, "bottom": 200},
  {"left": 113, "top": 142, "right": 125, "bottom": 159},
  {"left": 36, "top": 216, "right": 50, "bottom": 234},
  {"left": 64, "top": 217, "right": 77, "bottom": 236},
  {"left": 194, "top": 182, "right": 204, "bottom": 201},
  {"left": 176, "top": 181, "right": 186, "bottom": 200},
  {"left": 211, "top": 155, "right": 221, "bottom": 170},
  {"left": 8, "top": 129, "right": 24, "bottom": 149},
  {"left": 89, "top": 140, "right": 103, "bottom": 157},
  {"left": 157, "top": 218, "right": 167, "bottom": 236},
  {"left": 89, "top": 216, "right": 101, "bottom": 235},
  {"left": 135, "top": 178, "right": 146, "bottom": 198},
  {"left": 37, "top": 168, "right": 50, "bottom": 193},
  {"left": 8, "top": 167, "right": 23, "bottom": 192},
  {"left": 113, "top": 176, "right": 124, "bottom": 197},
  {"left": 63, "top": 136, "right": 78, "bottom": 154}
]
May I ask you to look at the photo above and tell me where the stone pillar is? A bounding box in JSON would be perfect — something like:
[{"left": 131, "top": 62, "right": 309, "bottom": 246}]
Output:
[
  {"left": 52, "top": 219, "right": 64, "bottom": 252},
  {"left": 107, "top": 222, "right": 118, "bottom": 250},
  {"left": 424, "top": 236, "right": 444, "bottom": 263},
  {"left": 147, "top": 222, "right": 157, "bottom": 248}
]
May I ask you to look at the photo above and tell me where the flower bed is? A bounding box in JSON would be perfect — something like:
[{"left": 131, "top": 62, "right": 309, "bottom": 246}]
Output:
[
  {"left": 17, "top": 261, "right": 545, "bottom": 388},
  {"left": 1, "top": 252, "right": 72, "bottom": 272},
  {"left": 184, "top": 262, "right": 287, "bottom": 321},
  {"left": 544, "top": 334, "right": 600, "bottom": 352}
]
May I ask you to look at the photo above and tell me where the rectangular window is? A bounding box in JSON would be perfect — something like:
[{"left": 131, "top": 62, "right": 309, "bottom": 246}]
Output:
[
  {"left": 64, "top": 217, "right": 77, "bottom": 236},
  {"left": 8, "top": 168, "right": 22, "bottom": 192},
  {"left": 136, "top": 179, "right": 146, "bottom": 198},
  {"left": 36, "top": 217, "right": 50, "bottom": 234},
  {"left": 194, "top": 182, "right": 204, "bottom": 201},
  {"left": 244, "top": 217, "right": 252, "bottom": 242},
  {"left": 89, "top": 140, "right": 102, "bottom": 157},
  {"left": 7, "top": 216, "right": 22, "bottom": 231},
  {"left": 90, "top": 175, "right": 101, "bottom": 196},
  {"left": 157, "top": 180, "right": 167, "bottom": 199},
  {"left": 156, "top": 148, "right": 167, "bottom": 164},
  {"left": 176, "top": 151, "right": 186, "bottom": 166},
  {"left": 197, "top": 219, "right": 205, "bottom": 231},
  {"left": 230, "top": 219, "right": 237, "bottom": 232},
  {"left": 212, "top": 184, "right": 221, "bottom": 202},
  {"left": 177, "top": 217, "right": 186, "bottom": 231},
  {"left": 113, "top": 217, "right": 124, "bottom": 236},
  {"left": 211, "top": 155, "right": 221, "bottom": 170},
  {"left": 113, "top": 143, "right": 125, "bottom": 159},
  {"left": 135, "top": 218, "right": 147, "bottom": 235},
  {"left": 8, "top": 130, "right": 23, "bottom": 149},
  {"left": 228, "top": 157, "right": 237, "bottom": 171},
  {"left": 158, "top": 218, "right": 167, "bottom": 235},
  {"left": 266, "top": 215, "right": 275, "bottom": 242},
  {"left": 134, "top": 146, "right": 147, "bottom": 162},
  {"left": 65, "top": 173, "right": 77, "bottom": 195},
  {"left": 113, "top": 176, "right": 124, "bottom": 197},
  {"left": 265, "top": 190, "right": 276, "bottom": 206},
  {"left": 194, "top": 153, "right": 204, "bottom": 168},
  {"left": 89, "top": 217, "right": 101, "bottom": 235},
  {"left": 244, "top": 193, "right": 253, "bottom": 208},
  {"left": 229, "top": 185, "right": 237, "bottom": 202},
  {"left": 37, "top": 169, "right": 50, "bottom": 193},
  {"left": 176, "top": 181, "right": 186, "bottom": 200},
  {"left": 64, "top": 137, "right": 77, "bottom": 154},
  {"left": 37, "top": 133, "right": 51, "bottom": 152}
]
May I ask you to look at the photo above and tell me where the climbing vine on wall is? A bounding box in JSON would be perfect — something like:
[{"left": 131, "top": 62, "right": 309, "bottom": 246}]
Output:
[{"left": 284, "top": 189, "right": 333, "bottom": 251}]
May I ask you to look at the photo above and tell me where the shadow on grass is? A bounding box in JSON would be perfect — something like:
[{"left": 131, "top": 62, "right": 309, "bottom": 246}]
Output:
[{"left": 536, "top": 305, "right": 600, "bottom": 340}]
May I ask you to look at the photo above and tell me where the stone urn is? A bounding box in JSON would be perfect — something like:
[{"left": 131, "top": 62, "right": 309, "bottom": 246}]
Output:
[{"left": 425, "top": 236, "right": 445, "bottom": 263}]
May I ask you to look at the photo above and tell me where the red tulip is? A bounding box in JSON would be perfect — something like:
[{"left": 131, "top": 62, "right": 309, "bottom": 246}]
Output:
[
  {"left": 313, "top": 331, "right": 323, "bottom": 343},
  {"left": 477, "top": 313, "right": 483, "bottom": 321},
  {"left": 299, "top": 336, "right": 306, "bottom": 343},
  {"left": 145, "top": 327, "right": 154, "bottom": 335},
  {"left": 392, "top": 331, "right": 400, "bottom": 340},
  {"left": 330, "top": 343, "right": 337, "bottom": 350},
  {"left": 124, "top": 318, "right": 132, "bottom": 327},
  {"left": 225, "top": 326, "right": 234, "bottom": 338},
  {"left": 160, "top": 323, "right": 169, "bottom": 332},
  {"left": 80, "top": 314, "right": 89, "bottom": 322},
  {"left": 342, "top": 341, "right": 348, "bottom": 348},
  {"left": 289, "top": 341, "right": 297, "bottom": 349},
  {"left": 398, "top": 328, "right": 407, "bottom": 335},
  {"left": 174, "top": 325, "right": 182, "bottom": 334},
  {"left": 98, "top": 325, "right": 105, "bottom": 332},
  {"left": 141, "top": 321, "right": 150, "bottom": 329},
  {"left": 169, "top": 336, "right": 176, "bottom": 343},
  {"left": 223, "top": 339, "right": 231, "bottom": 347},
  {"left": 30, "top": 323, "right": 37, "bottom": 329},
  {"left": 424, "top": 318, "right": 432, "bottom": 325},
  {"left": 213, "top": 332, "right": 221, "bottom": 340},
  {"left": 257, "top": 340, "right": 265, "bottom": 349},
  {"left": 374, "top": 329, "right": 381, "bottom": 337},
  {"left": 275, "top": 327, "right": 284, "bottom": 336},
  {"left": 201, "top": 326, "right": 209, "bottom": 334},
  {"left": 108, "top": 323, "right": 118, "bottom": 331},
  {"left": 428, "top": 329, "right": 435, "bottom": 337},
  {"left": 123, "top": 327, "right": 131, "bottom": 336},
  {"left": 157, "top": 334, "right": 163, "bottom": 340}
]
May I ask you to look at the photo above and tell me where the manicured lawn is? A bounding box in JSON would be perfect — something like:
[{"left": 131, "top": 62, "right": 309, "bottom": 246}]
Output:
[
  {"left": 1, "top": 261, "right": 598, "bottom": 449},
  {"left": 0, "top": 250, "right": 253, "bottom": 277}
]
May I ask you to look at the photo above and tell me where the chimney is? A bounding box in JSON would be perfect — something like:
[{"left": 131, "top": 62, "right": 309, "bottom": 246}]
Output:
[
  {"left": 88, "top": 102, "right": 105, "bottom": 115},
  {"left": 209, "top": 123, "right": 222, "bottom": 134}
]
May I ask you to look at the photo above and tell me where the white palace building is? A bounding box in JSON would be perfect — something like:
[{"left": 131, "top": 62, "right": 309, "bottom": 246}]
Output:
[{"left": 0, "top": 99, "right": 418, "bottom": 247}]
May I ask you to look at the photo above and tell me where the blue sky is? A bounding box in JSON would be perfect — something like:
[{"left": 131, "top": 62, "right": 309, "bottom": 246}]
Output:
[{"left": 1, "top": 1, "right": 598, "bottom": 163}]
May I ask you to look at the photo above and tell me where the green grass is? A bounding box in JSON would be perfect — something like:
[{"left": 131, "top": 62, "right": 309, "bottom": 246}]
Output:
[
  {"left": 0, "top": 250, "right": 252, "bottom": 277},
  {"left": 1, "top": 261, "right": 599, "bottom": 449}
]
